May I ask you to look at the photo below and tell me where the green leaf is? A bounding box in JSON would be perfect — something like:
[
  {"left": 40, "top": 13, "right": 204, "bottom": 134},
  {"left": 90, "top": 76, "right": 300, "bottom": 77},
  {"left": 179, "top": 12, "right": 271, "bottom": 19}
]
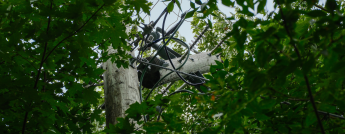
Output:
[
  {"left": 256, "top": 113, "right": 269, "bottom": 121},
  {"left": 326, "top": 0, "right": 337, "bottom": 11},
  {"left": 246, "top": 0, "right": 254, "bottom": 9},
  {"left": 255, "top": 42, "right": 267, "bottom": 67},
  {"left": 304, "top": 10, "right": 327, "bottom": 17},
  {"left": 167, "top": 1, "right": 174, "bottom": 13},
  {"left": 195, "top": 0, "right": 202, "bottom": 5},
  {"left": 222, "top": 0, "right": 234, "bottom": 7},
  {"left": 185, "top": 9, "right": 196, "bottom": 19},
  {"left": 238, "top": 17, "right": 248, "bottom": 28},
  {"left": 257, "top": 0, "right": 266, "bottom": 13},
  {"left": 175, "top": 0, "right": 182, "bottom": 11},
  {"left": 302, "top": 55, "right": 315, "bottom": 74},
  {"left": 215, "top": 60, "right": 224, "bottom": 69},
  {"left": 260, "top": 99, "right": 276, "bottom": 109},
  {"left": 190, "top": 1, "right": 195, "bottom": 9},
  {"left": 224, "top": 59, "right": 230, "bottom": 68},
  {"left": 305, "top": 113, "right": 317, "bottom": 127},
  {"left": 207, "top": 19, "right": 213, "bottom": 29}
]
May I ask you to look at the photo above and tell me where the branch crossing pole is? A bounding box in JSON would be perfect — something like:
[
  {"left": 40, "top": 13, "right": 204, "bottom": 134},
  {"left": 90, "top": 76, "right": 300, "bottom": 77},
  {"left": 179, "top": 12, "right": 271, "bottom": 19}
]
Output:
[{"left": 103, "top": 2, "right": 223, "bottom": 129}]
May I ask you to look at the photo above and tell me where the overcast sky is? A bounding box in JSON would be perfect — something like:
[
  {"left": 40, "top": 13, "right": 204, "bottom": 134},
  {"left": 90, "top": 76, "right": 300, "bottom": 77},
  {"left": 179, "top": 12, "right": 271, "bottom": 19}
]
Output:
[
  {"left": 137, "top": 0, "right": 275, "bottom": 45},
  {"left": 137, "top": 0, "right": 326, "bottom": 45}
]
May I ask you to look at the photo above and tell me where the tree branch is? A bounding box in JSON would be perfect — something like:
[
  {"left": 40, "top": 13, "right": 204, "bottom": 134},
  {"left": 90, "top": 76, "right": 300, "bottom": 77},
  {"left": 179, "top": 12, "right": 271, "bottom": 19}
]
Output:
[
  {"left": 16, "top": 53, "right": 38, "bottom": 71},
  {"left": 21, "top": 111, "right": 29, "bottom": 134},
  {"left": 209, "top": 34, "right": 229, "bottom": 55},
  {"left": 314, "top": 4, "right": 329, "bottom": 13},
  {"left": 83, "top": 82, "right": 104, "bottom": 88},
  {"left": 42, "top": 4, "right": 105, "bottom": 63},
  {"left": 24, "top": 2, "right": 53, "bottom": 134},
  {"left": 276, "top": 1, "right": 325, "bottom": 133}
]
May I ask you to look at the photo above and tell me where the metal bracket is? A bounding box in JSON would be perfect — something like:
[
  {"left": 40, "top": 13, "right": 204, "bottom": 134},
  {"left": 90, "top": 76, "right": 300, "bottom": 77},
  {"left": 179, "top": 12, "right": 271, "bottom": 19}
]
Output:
[{"left": 148, "top": 35, "right": 154, "bottom": 43}]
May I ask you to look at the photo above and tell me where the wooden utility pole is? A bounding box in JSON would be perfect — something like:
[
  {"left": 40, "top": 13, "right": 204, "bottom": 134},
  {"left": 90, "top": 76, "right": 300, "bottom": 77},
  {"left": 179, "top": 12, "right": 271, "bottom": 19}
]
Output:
[
  {"left": 103, "top": 48, "right": 220, "bottom": 127},
  {"left": 103, "top": 48, "right": 140, "bottom": 128},
  {"left": 158, "top": 52, "right": 220, "bottom": 85}
]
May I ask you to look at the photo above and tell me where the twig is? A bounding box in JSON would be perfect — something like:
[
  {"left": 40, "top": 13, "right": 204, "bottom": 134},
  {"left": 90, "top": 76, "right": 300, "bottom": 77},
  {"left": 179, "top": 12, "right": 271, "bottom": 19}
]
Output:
[
  {"left": 83, "top": 82, "right": 104, "bottom": 88},
  {"left": 314, "top": 5, "right": 329, "bottom": 12},
  {"left": 265, "top": 40, "right": 293, "bottom": 60},
  {"left": 22, "top": 112, "right": 29, "bottom": 134},
  {"left": 132, "top": 57, "right": 209, "bottom": 81},
  {"left": 143, "top": 0, "right": 160, "bottom": 19},
  {"left": 179, "top": 25, "right": 209, "bottom": 61},
  {"left": 280, "top": 101, "right": 344, "bottom": 120},
  {"left": 175, "top": 83, "right": 187, "bottom": 92},
  {"left": 161, "top": 81, "right": 176, "bottom": 95},
  {"left": 16, "top": 53, "right": 38, "bottom": 70},
  {"left": 277, "top": 1, "right": 325, "bottom": 133},
  {"left": 42, "top": 4, "right": 105, "bottom": 63},
  {"left": 162, "top": 2, "right": 192, "bottom": 23},
  {"left": 25, "top": 2, "right": 53, "bottom": 134},
  {"left": 209, "top": 35, "right": 228, "bottom": 55},
  {"left": 166, "top": 1, "right": 180, "bottom": 31}
]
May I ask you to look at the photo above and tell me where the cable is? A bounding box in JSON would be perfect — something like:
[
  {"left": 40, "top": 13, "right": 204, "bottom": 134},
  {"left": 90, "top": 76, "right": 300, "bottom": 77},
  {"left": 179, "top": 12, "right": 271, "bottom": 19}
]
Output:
[
  {"left": 208, "top": 35, "right": 228, "bottom": 55},
  {"left": 133, "top": 57, "right": 209, "bottom": 81},
  {"left": 179, "top": 24, "right": 209, "bottom": 62},
  {"left": 162, "top": 9, "right": 205, "bottom": 86},
  {"left": 141, "top": 8, "right": 193, "bottom": 102},
  {"left": 137, "top": 1, "right": 190, "bottom": 124},
  {"left": 143, "top": 0, "right": 160, "bottom": 20},
  {"left": 166, "top": 9, "right": 180, "bottom": 31},
  {"left": 165, "top": 0, "right": 182, "bottom": 30},
  {"left": 138, "top": 7, "right": 169, "bottom": 59},
  {"left": 144, "top": 36, "right": 190, "bottom": 101},
  {"left": 169, "top": 89, "right": 206, "bottom": 96},
  {"left": 140, "top": 8, "right": 192, "bottom": 103},
  {"left": 162, "top": 2, "right": 192, "bottom": 23},
  {"left": 141, "top": 37, "right": 184, "bottom": 102}
]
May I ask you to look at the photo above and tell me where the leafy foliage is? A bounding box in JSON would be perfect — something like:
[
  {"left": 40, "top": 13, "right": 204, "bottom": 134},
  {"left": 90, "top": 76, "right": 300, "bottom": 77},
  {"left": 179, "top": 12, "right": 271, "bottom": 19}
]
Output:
[
  {"left": 0, "top": 0, "right": 150, "bottom": 133},
  {"left": 2, "top": 0, "right": 345, "bottom": 133},
  {"left": 106, "top": 0, "right": 345, "bottom": 133}
]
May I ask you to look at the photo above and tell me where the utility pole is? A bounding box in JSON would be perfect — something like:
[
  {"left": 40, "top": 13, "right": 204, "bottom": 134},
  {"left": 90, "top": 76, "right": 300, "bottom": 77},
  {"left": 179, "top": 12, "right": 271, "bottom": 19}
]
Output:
[
  {"left": 158, "top": 52, "right": 220, "bottom": 85},
  {"left": 102, "top": 5, "right": 222, "bottom": 128},
  {"left": 103, "top": 48, "right": 140, "bottom": 128},
  {"left": 103, "top": 50, "right": 220, "bottom": 127}
]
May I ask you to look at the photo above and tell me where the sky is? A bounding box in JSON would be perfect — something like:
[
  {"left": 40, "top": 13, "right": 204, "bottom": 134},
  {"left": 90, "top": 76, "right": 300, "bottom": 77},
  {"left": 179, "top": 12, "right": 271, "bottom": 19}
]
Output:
[
  {"left": 137, "top": 0, "right": 275, "bottom": 45},
  {"left": 137, "top": 0, "right": 326, "bottom": 46}
]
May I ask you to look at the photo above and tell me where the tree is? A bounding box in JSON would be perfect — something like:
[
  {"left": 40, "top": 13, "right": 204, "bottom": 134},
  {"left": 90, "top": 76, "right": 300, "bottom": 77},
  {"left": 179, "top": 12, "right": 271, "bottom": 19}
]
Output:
[
  {"left": 107, "top": 0, "right": 345, "bottom": 133},
  {"left": 0, "top": 0, "right": 150, "bottom": 133},
  {"left": 2, "top": 0, "right": 345, "bottom": 134}
]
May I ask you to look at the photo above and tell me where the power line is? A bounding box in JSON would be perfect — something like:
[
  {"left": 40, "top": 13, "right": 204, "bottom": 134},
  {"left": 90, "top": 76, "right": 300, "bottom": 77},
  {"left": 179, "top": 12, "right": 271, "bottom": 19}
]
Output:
[
  {"left": 165, "top": 1, "right": 180, "bottom": 31},
  {"left": 162, "top": 2, "right": 192, "bottom": 23},
  {"left": 143, "top": 0, "right": 160, "bottom": 20},
  {"left": 132, "top": 57, "right": 209, "bottom": 81}
]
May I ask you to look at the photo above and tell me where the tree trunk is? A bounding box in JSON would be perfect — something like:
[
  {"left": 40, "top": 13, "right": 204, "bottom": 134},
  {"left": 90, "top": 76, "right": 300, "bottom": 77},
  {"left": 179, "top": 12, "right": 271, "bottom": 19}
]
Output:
[{"left": 103, "top": 48, "right": 140, "bottom": 127}]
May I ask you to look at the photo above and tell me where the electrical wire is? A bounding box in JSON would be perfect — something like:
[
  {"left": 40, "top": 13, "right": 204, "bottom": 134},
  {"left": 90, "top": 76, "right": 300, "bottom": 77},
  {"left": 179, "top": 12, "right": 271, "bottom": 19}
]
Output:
[
  {"left": 165, "top": 0, "right": 181, "bottom": 30},
  {"left": 138, "top": 7, "right": 173, "bottom": 108},
  {"left": 143, "top": 0, "right": 160, "bottom": 20},
  {"left": 162, "top": 2, "right": 192, "bottom": 23},
  {"left": 137, "top": 2, "right": 198, "bottom": 122},
  {"left": 169, "top": 90, "right": 206, "bottom": 96},
  {"left": 144, "top": 36, "right": 191, "bottom": 101},
  {"left": 132, "top": 57, "right": 209, "bottom": 81},
  {"left": 139, "top": 28, "right": 183, "bottom": 103},
  {"left": 138, "top": 7, "right": 168, "bottom": 59},
  {"left": 179, "top": 24, "right": 209, "bottom": 62},
  {"left": 162, "top": 10, "right": 205, "bottom": 86},
  {"left": 166, "top": 9, "right": 180, "bottom": 31}
]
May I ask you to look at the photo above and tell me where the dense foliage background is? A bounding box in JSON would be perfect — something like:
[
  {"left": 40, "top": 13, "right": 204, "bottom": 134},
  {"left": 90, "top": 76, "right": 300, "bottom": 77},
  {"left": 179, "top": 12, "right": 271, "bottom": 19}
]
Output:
[{"left": 1, "top": 0, "right": 345, "bottom": 133}]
